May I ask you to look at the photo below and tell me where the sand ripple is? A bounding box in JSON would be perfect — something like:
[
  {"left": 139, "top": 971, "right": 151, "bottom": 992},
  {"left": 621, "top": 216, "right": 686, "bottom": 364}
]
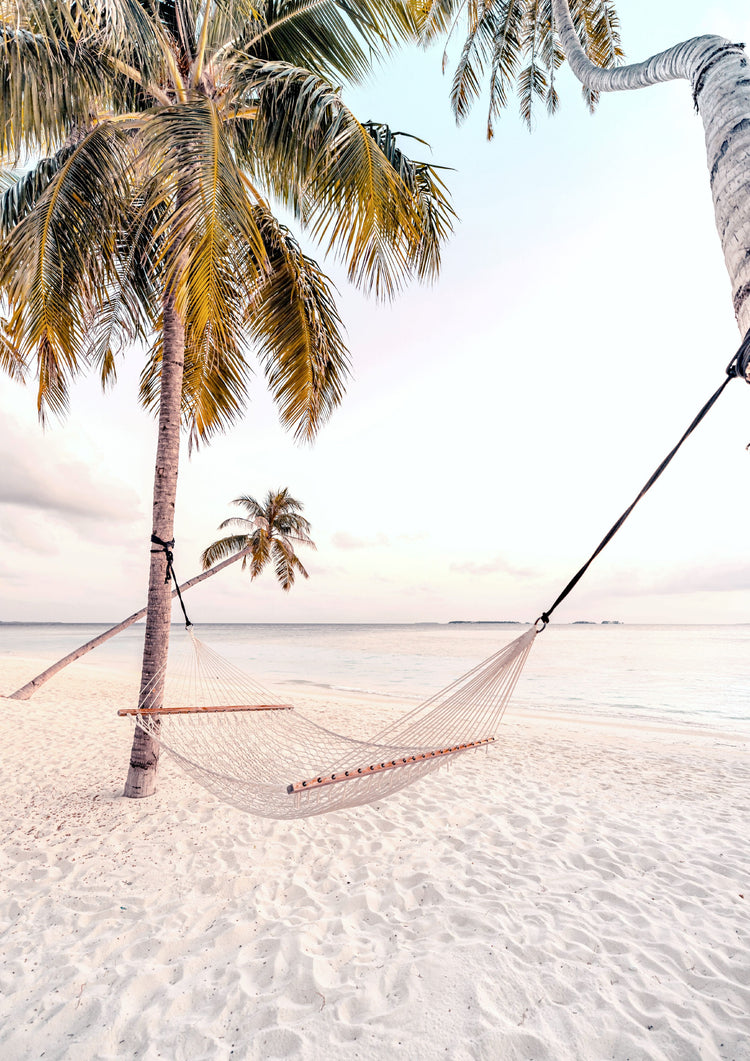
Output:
[{"left": 1, "top": 659, "right": 749, "bottom": 1060}]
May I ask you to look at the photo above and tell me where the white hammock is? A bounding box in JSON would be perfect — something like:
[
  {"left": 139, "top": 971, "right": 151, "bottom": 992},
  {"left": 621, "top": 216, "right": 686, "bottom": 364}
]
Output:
[{"left": 119, "top": 627, "right": 537, "bottom": 819}]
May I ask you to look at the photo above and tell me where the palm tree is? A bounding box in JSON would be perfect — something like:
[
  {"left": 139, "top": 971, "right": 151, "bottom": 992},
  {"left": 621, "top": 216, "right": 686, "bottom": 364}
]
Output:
[
  {"left": 0, "top": 1, "right": 454, "bottom": 796},
  {"left": 6, "top": 487, "right": 314, "bottom": 700},
  {"left": 417, "top": 0, "right": 750, "bottom": 345},
  {"left": 201, "top": 488, "right": 314, "bottom": 587}
]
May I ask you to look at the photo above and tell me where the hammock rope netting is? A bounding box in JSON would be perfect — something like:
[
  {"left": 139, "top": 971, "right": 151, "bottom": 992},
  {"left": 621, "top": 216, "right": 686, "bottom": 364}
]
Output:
[
  {"left": 119, "top": 336, "right": 750, "bottom": 818},
  {"left": 120, "top": 627, "right": 537, "bottom": 819}
]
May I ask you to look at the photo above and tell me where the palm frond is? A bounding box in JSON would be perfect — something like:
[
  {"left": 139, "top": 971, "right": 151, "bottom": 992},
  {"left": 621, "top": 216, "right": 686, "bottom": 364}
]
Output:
[
  {"left": 246, "top": 205, "right": 351, "bottom": 442},
  {"left": 224, "top": 0, "right": 415, "bottom": 85},
  {"left": 0, "top": 318, "right": 26, "bottom": 382},
  {"left": 518, "top": 0, "right": 547, "bottom": 128},
  {"left": 272, "top": 537, "right": 309, "bottom": 589},
  {"left": 230, "top": 493, "right": 268, "bottom": 521},
  {"left": 201, "top": 487, "right": 314, "bottom": 586},
  {"left": 411, "top": 0, "right": 464, "bottom": 46},
  {"left": 0, "top": 8, "right": 105, "bottom": 157},
  {"left": 362, "top": 121, "right": 454, "bottom": 282},
  {"left": 568, "top": 0, "right": 622, "bottom": 111},
  {"left": 0, "top": 121, "right": 133, "bottom": 416},
  {"left": 200, "top": 532, "right": 257, "bottom": 570},
  {"left": 484, "top": 0, "right": 524, "bottom": 137},
  {"left": 449, "top": 0, "right": 501, "bottom": 126},
  {"left": 437, "top": 0, "right": 623, "bottom": 134},
  {"left": 0, "top": 141, "right": 78, "bottom": 235},
  {"left": 136, "top": 99, "right": 271, "bottom": 443}
]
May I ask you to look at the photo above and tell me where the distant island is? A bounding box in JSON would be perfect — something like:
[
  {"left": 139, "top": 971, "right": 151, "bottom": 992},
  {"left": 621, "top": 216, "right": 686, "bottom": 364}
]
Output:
[{"left": 573, "top": 620, "right": 623, "bottom": 625}]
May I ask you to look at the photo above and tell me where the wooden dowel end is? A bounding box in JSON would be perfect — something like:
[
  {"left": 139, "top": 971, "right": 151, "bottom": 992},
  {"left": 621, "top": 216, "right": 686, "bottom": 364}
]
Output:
[{"left": 286, "top": 737, "right": 495, "bottom": 794}]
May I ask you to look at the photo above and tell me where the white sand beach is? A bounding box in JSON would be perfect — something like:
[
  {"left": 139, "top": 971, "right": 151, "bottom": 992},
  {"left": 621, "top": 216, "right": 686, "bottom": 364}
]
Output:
[{"left": 1, "top": 655, "right": 748, "bottom": 1061}]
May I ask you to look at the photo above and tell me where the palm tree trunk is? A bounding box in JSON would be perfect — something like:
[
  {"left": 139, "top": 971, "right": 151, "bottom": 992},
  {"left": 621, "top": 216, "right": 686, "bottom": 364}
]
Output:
[
  {"left": 122, "top": 287, "right": 186, "bottom": 798},
  {"left": 5, "top": 547, "right": 254, "bottom": 701},
  {"left": 552, "top": 0, "right": 750, "bottom": 342}
]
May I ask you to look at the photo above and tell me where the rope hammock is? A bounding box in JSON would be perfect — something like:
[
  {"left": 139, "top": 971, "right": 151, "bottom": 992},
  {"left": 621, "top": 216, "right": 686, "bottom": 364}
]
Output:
[
  {"left": 119, "top": 627, "right": 536, "bottom": 819},
  {"left": 120, "top": 332, "right": 750, "bottom": 818}
]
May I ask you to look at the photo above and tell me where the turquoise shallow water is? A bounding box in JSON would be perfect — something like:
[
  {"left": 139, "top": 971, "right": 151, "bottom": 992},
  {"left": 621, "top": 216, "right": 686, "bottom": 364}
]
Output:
[{"left": 2, "top": 621, "right": 749, "bottom": 733}]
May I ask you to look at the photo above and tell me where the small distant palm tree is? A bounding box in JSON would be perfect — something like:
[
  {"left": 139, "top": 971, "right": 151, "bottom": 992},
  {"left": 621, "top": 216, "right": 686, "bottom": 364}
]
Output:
[
  {"left": 6, "top": 487, "right": 314, "bottom": 701},
  {"left": 201, "top": 488, "right": 314, "bottom": 590}
]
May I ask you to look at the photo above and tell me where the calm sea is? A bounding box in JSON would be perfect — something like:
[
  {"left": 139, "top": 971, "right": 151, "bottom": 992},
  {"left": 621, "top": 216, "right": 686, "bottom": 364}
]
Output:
[{"left": 1, "top": 622, "right": 749, "bottom": 733}]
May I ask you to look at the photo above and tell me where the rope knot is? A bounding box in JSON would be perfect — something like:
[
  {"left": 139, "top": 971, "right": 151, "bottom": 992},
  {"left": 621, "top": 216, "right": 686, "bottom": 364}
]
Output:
[
  {"left": 149, "top": 534, "right": 193, "bottom": 628},
  {"left": 730, "top": 327, "right": 750, "bottom": 382}
]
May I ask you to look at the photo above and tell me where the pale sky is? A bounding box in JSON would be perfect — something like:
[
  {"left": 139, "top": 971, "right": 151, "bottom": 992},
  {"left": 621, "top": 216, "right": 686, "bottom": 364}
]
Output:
[{"left": 2, "top": 0, "right": 750, "bottom": 625}]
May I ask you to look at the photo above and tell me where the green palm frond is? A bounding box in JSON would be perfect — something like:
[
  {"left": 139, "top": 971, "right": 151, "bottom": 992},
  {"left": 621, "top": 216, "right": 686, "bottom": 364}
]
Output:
[
  {"left": 0, "top": 141, "right": 79, "bottom": 235},
  {"left": 538, "top": 1, "right": 564, "bottom": 116},
  {"left": 227, "top": 0, "right": 415, "bottom": 86},
  {"left": 200, "top": 488, "right": 314, "bottom": 587},
  {"left": 0, "top": 121, "right": 132, "bottom": 414},
  {"left": 361, "top": 122, "right": 454, "bottom": 282},
  {"left": 518, "top": 0, "right": 546, "bottom": 127},
  {"left": 272, "top": 538, "right": 309, "bottom": 589},
  {"left": 429, "top": 0, "right": 623, "bottom": 133},
  {"left": 142, "top": 100, "right": 267, "bottom": 295},
  {"left": 86, "top": 185, "right": 164, "bottom": 385},
  {"left": 199, "top": 531, "right": 257, "bottom": 570},
  {"left": 410, "top": 0, "right": 461, "bottom": 45},
  {"left": 233, "top": 58, "right": 453, "bottom": 297},
  {"left": 245, "top": 205, "right": 351, "bottom": 442},
  {"left": 449, "top": 0, "right": 511, "bottom": 127},
  {"left": 0, "top": 3, "right": 106, "bottom": 156},
  {"left": 304, "top": 113, "right": 438, "bottom": 297},
  {"left": 136, "top": 99, "right": 270, "bottom": 443}
]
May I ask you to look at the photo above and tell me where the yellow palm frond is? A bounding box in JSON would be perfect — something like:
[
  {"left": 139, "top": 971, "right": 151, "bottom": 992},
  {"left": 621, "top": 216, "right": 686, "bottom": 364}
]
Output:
[{"left": 0, "top": 121, "right": 133, "bottom": 414}]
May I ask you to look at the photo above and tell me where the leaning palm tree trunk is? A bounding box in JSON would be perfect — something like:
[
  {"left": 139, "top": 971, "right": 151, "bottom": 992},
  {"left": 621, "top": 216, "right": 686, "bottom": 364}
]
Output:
[
  {"left": 5, "top": 546, "right": 254, "bottom": 701},
  {"left": 551, "top": 0, "right": 750, "bottom": 342},
  {"left": 123, "top": 290, "right": 186, "bottom": 798}
]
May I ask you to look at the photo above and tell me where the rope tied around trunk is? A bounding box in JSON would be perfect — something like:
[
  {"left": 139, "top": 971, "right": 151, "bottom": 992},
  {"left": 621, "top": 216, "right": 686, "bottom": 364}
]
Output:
[{"left": 151, "top": 534, "right": 192, "bottom": 628}]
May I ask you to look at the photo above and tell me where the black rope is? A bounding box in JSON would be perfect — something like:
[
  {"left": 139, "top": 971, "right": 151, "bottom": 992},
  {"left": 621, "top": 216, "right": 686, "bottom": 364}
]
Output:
[
  {"left": 536, "top": 330, "right": 750, "bottom": 630},
  {"left": 150, "top": 534, "right": 193, "bottom": 629}
]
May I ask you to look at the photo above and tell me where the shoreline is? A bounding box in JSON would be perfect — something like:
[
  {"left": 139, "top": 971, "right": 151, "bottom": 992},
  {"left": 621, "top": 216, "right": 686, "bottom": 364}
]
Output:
[{"left": 4, "top": 651, "right": 749, "bottom": 747}]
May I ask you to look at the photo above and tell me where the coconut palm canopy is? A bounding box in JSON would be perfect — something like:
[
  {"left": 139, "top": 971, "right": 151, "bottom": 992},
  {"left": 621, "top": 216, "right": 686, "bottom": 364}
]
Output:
[
  {"left": 0, "top": 0, "right": 455, "bottom": 441},
  {"left": 414, "top": 0, "right": 623, "bottom": 134},
  {"left": 201, "top": 487, "right": 315, "bottom": 589}
]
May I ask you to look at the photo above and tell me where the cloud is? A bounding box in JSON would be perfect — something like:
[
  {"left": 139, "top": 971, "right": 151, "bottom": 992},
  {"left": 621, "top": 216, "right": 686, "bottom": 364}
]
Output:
[
  {"left": 0, "top": 508, "right": 60, "bottom": 555},
  {"left": 450, "top": 554, "right": 538, "bottom": 579},
  {"left": 331, "top": 531, "right": 390, "bottom": 550},
  {"left": 0, "top": 447, "right": 142, "bottom": 525},
  {"left": 609, "top": 563, "right": 750, "bottom": 597}
]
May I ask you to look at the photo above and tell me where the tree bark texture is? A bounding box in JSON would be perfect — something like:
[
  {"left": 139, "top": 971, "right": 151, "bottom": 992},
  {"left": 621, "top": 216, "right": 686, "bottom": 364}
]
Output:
[
  {"left": 122, "top": 288, "right": 186, "bottom": 798},
  {"left": 6, "top": 547, "right": 253, "bottom": 701},
  {"left": 552, "top": 0, "right": 750, "bottom": 345}
]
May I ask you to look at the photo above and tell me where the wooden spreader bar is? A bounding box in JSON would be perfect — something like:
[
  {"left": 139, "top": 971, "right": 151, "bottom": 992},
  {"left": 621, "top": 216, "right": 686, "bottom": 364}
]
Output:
[
  {"left": 286, "top": 737, "right": 495, "bottom": 794},
  {"left": 117, "top": 703, "right": 293, "bottom": 717}
]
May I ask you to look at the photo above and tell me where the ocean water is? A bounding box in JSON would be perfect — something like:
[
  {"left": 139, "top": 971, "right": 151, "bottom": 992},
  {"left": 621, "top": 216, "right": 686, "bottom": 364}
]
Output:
[{"left": 2, "top": 622, "right": 749, "bottom": 734}]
